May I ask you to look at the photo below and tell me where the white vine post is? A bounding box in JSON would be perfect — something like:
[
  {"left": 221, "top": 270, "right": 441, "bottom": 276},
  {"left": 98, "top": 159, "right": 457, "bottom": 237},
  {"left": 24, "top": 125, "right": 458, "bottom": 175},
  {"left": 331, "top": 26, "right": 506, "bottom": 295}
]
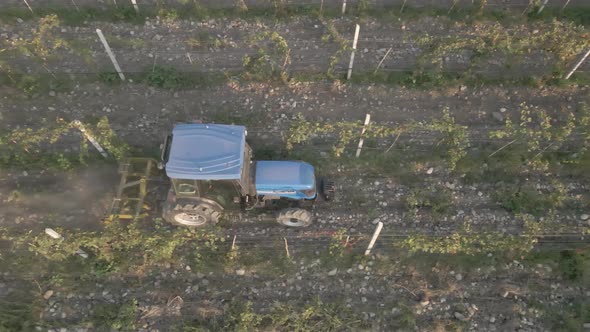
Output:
[
  {"left": 71, "top": 0, "right": 80, "bottom": 12},
  {"left": 564, "top": 48, "right": 590, "bottom": 80},
  {"left": 45, "top": 228, "right": 88, "bottom": 258},
  {"left": 21, "top": 0, "right": 34, "bottom": 13},
  {"left": 45, "top": 228, "right": 61, "bottom": 239},
  {"left": 365, "top": 221, "right": 383, "bottom": 256},
  {"left": 374, "top": 47, "right": 392, "bottom": 74},
  {"left": 400, "top": 0, "right": 407, "bottom": 13},
  {"left": 231, "top": 235, "right": 237, "bottom": 251},
  {"left": 341, "top": 0, "right": 347, "bottom": 15},
  {"left": 96, "top": 29, "right": 126, "bottom": 81},
  {"left": 537, "top": 0, "right": 549, "bottom": 14},
  {"left": 448, "top": 0, "right": 458, "bottom": 14},
  {"left": 284, "top": 237, "right": 290, "bottom": 258},
  {"left": 347, "top": 24, "right": 360, "bottom": 80},
  {"left": 562, "top": 0, "right": 571, "bottom": 10},
  {"left": 355, "top": 113, "right": 371, "bottom": 158},
  {"left": 72, "top": 120, "right": 110, "bottom": 158},
  {"left": 130, "top": 0, "right": 139, "bottom": 13}
]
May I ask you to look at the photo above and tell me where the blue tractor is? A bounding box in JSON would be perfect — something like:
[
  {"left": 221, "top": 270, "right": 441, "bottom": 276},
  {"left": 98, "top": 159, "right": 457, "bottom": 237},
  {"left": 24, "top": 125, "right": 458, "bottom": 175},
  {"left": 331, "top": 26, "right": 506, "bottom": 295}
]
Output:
[{"left": 156, "top": 123, "right": 334, "bottom": 227}]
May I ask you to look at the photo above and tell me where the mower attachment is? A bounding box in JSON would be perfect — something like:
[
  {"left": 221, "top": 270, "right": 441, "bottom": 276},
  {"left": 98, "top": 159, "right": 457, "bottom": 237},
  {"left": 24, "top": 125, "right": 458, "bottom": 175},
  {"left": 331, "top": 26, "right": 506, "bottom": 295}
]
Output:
[{"left": 105, "top": 158, "right": 161, "bottom": 221}]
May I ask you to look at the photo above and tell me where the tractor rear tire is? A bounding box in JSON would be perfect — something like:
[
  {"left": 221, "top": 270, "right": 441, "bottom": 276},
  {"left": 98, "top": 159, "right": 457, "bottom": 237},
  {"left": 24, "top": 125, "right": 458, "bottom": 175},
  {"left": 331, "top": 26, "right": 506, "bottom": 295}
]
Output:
[
  {"left": 276, "top": 208, "right": 312, "bottom": 227},
  {"left": 164, "top": 202, "right": 222, "bottom": 227}
]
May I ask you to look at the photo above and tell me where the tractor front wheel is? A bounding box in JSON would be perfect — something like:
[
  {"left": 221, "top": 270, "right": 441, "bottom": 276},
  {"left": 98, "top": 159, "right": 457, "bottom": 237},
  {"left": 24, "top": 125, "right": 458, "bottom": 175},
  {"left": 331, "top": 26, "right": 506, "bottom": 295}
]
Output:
[
  {"left": 164, "top": 203, "right": 222, "bottom": 227},
  {"left": 276, "top": 208, "right": 312, "bottom": 227}
]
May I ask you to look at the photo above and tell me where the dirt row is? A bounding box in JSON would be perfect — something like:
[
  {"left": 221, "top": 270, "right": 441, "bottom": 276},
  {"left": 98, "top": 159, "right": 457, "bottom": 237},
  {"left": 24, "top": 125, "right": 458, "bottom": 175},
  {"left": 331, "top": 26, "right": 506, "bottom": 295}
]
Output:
[
  {"left": 1, "top": 84, "right": 589, "bottom": 332},
  {"left": 2, "top": 15, "right": 588, "bottom": 79},
  {"left": 1, "top": 80, "right": 589, "bottom": 234},
  {"left": 2, "top": 0, "right": 588, "bottom": 10},
  {"left": 2, "top": 79, "right": 587, "bottom": 141},
  {"left": 1, "top": 232, "right": 585, "bottom": 331},
  {"left": 1, "top": 4, "right": 589, "bottom": 331}
]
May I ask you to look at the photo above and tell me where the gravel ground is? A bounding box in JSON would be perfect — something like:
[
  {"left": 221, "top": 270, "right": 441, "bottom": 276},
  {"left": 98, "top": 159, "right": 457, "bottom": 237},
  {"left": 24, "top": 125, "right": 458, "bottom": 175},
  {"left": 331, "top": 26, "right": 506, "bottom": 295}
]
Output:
[{"left": 1, "top": 7, "right": 589, "bottom": 332}]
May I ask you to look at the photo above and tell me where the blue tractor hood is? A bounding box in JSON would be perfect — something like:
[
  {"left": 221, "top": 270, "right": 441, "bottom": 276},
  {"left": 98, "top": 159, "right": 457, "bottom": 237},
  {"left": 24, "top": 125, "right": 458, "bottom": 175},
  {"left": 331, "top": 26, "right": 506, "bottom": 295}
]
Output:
[
  {"left": 255, "top": 161, "right": 316, "bottom": 200},
  {"left": 165, "top": 124, "right": 246, "bottom": 180}
]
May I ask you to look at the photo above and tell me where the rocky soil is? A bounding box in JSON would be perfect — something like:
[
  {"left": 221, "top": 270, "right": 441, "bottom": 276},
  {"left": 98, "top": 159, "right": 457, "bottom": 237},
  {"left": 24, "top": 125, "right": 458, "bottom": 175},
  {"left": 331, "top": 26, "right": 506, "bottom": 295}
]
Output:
[{"left": 1, "top": 7, "right": 589, "bottom": 332}]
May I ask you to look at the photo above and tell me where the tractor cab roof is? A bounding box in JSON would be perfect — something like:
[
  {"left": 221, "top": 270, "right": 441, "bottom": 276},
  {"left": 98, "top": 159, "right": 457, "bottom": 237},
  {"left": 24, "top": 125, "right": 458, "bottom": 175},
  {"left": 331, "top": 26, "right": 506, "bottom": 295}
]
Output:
[{"left": 165, "top": 124, "right": 246, "bottom": 180}]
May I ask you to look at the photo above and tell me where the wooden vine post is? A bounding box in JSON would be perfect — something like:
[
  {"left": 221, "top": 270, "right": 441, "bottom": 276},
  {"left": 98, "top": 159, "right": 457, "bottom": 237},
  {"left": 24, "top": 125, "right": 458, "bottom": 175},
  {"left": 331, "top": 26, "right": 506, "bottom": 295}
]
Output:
[
  {"left": 130, "top": 0, "right": 139, "bottom": 13},
  {"left": 347, "top": 24, "right": 360, "bottom": 80},
  {"left": 96, "top": 29, "right": 126, "bottom": 81},
  {"left": 537, "top": 0, "right": 549, "bottom": 14},
  {"left": 284, "top": 237, "right": 290, "bottom": 259},
  {"left": 72, "top": 120, "right": 110, "bottom": 158},
  {"left": 564, "top": 48, "right": 590, "bottom": 80},
  {"left": 365, "top": 222, "right": 384, "bottom": 256},
  {"left": 21, "top": 0, "right": 34, "bottom": 13},
  {"left": 355, "top": 114, "right": 371, "bottom": 158}
]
